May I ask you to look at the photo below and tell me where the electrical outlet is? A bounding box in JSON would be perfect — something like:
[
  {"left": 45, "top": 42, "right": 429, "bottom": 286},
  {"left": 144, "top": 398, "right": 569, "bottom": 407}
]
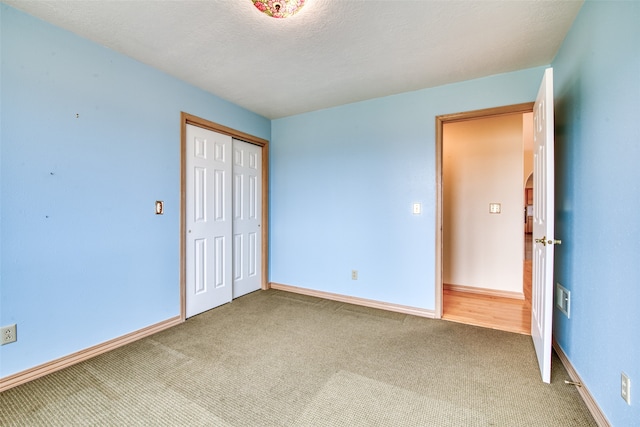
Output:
[
  {"left": 351, "top": 270, "right": 358, "bottom": 280},
  {"left": 1, "top": 324, "right": 17, "bottom": 345},
  {"left": 621, "top": 372, "right": 631, "bottom": 405}
]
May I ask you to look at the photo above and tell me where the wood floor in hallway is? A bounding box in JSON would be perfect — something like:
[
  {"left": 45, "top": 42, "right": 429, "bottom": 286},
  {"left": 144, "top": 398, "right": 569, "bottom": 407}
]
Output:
[{"left": 442, "top": 259, "right": 532, "bottom": 335}]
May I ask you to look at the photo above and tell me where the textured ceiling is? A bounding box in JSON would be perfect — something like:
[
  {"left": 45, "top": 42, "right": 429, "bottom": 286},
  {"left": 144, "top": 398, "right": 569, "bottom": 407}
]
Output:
[{"left": 4, "top": 0, "right": 583, "bottom": 119}]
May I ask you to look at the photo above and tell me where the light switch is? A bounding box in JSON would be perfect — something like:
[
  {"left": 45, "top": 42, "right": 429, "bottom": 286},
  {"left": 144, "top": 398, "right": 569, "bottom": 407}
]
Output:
[
  {"left": 413, "top": 203, "right": 422, "bottom": 215},
  {"left": 155, "top": 201, "right": 164, "bottom": 215},
  {"left": 489, "top": 203, "right": 501, "bottom": 214}
]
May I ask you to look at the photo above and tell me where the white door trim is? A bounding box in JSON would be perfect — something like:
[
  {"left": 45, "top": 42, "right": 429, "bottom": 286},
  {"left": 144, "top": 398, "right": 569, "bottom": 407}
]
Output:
[
  {"left": 434, "top": 103, "right": 534, "bottom": 319},
  {"left": 180, "top": 112, "right": 269, "bottom": 320}
]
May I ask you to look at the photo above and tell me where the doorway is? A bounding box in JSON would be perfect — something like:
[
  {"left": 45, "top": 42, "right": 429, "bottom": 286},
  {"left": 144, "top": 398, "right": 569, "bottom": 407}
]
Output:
[
  {"left": 180, "top": 113, "right": 269, "bottom": 320},
  {"left": 435, "top": 103, "right": 534, "bottom": 333}
]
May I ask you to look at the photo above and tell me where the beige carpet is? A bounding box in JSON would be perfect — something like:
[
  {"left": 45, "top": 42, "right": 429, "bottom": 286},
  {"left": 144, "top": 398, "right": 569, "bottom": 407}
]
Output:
[
  {"left": 296, "top": 370, "right": 486, "bottom": 426},
  {"left": 0, "top": 289, "right": 596, "bottom": 426}
]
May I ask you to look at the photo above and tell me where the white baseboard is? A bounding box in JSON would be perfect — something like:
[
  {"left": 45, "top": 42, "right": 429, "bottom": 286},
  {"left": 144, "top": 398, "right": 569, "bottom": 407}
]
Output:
[
  {"left": 269, "top": 282, "right": 435, "bottom": 318},
  {"left": 0, "top": 316, "right": 183, "bottom": 393},
  {"left": 444, "top": 283, "right": 525, "bottom": 300},
  {"left": 553, "top": 340, "right": 611, "bottom": 427}
]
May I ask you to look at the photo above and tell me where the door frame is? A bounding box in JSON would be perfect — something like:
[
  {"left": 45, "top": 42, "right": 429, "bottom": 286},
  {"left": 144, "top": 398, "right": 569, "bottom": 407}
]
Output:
[
  {"left": 180, "top": 112, "right": 269, "bottom": 320},
  {"left": 434, "top": 102, "right": 534, "bottom": 319}
]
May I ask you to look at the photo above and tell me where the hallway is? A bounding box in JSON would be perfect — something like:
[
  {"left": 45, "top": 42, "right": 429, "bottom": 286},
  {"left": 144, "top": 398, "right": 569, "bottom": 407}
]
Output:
[{"left": 442, "top": 234, "right": 532, "bottom": 335}]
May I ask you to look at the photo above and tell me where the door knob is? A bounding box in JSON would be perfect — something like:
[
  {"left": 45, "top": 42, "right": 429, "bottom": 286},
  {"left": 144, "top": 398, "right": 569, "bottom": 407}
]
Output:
[
  {"left": 535, "top": 236, "right": 547, "bottom": 246},
  {"left": 535, "top": 236, "right": 562, "bottom": 246}
]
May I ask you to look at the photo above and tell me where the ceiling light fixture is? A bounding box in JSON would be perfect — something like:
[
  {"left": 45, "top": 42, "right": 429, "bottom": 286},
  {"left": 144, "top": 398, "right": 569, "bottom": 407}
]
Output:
[{"left": 252, "top": 0, "right": 305, "bottom": 19}]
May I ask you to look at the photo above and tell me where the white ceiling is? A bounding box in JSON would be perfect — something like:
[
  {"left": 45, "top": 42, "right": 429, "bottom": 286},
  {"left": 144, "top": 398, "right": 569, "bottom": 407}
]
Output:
[{"left": 4, "top": 0, "right": 583, "bottom": 119}]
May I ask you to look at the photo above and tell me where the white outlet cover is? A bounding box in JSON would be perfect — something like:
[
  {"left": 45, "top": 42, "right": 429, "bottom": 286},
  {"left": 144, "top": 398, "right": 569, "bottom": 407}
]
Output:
[{"left": 1, "top": 324, "right": 17, "bottom": 345}]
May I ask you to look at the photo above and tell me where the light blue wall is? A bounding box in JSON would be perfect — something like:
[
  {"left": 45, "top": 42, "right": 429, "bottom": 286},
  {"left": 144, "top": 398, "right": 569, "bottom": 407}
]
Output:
[
  {"left": 0, "top": 5, "right": 270, "bottom": 378},
  {"left": 552, "top": 1, "right": 640, "bottom": 424},
  {"left": 270, "top": 66, "right": 546, "bottom": 308},
  {"left": 6, "top": 3, "right": 636, "bottom": 423}
]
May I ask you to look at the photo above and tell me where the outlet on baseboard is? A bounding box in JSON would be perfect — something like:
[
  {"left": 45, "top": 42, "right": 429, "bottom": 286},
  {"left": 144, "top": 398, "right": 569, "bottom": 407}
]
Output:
[
  {"left": 351, "top": 270, "right": 358, "bottom": 280},
  {"left": 1, "top": 324, "right": 17, "bottom": 345}
]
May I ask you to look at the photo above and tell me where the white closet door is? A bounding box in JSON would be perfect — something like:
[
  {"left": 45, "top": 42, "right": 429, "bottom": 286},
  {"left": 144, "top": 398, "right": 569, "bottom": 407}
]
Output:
[
  {"left": 185, "top": 125, "right": 233, "bottom": 318},
  {"left": 232, "top": 139, "right": 262, "bottom": 298}
]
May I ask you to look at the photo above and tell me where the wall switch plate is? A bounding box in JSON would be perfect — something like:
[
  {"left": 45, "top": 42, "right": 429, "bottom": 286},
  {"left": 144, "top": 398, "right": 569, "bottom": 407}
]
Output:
[
  {"left": 622, "top": 372, "right": 631, "bottom": 405},
  {"left": 556, "top": 283, "right": 571, "bottom": 318},
  {"left": 1, "top": 324, "right": 17, "bottom": 345},
  {"left": 351, "top": 270, "right": 358, "bottom": 280},
  {"left": 412, "top": 203, "right": 421, "bottom": 214},
  {"left": 489, "top": 203, "right": 501, "bottom": 214}
]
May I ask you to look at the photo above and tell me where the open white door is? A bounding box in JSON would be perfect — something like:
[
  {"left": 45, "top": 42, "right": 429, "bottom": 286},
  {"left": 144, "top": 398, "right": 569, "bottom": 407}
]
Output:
[
  {"left": 186, "top": 125, "right": 233, "bottom": 318},
  {"left": 531, "top": 68, "right": 558, "bottom": 383}
]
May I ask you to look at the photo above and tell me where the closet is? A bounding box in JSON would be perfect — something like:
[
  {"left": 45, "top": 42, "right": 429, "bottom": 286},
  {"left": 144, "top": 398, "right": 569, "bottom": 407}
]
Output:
[{"left": 185, "top": 124, "right": 263, "bottom": 318}]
